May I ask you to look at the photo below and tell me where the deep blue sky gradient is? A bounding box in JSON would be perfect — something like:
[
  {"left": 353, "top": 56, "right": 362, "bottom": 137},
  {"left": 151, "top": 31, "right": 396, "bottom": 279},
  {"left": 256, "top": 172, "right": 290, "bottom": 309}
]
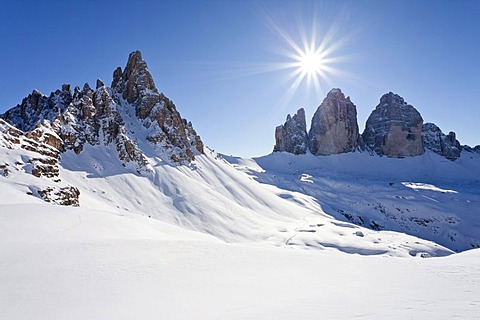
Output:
[{"left": 1, "top": 0, "right": 478, "bottom": 156}]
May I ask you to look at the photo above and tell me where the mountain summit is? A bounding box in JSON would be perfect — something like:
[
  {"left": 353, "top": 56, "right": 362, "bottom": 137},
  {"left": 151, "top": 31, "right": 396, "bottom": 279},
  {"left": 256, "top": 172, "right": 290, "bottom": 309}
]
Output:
[
  {"left": 308, "top": 88, "right": 360, "bottom": 156},
  {"left": 274, "top": 89, "right": 478, "bottom": 161},
  {"left": 1, "top": 51, "right": 204, "bottom": 170},
  {"left": 363, "top": 92, "right": 424, "bottom": 157}
]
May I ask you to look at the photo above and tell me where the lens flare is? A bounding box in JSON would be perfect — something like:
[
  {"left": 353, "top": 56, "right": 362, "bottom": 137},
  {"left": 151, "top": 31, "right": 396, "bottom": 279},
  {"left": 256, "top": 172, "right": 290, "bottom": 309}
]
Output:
[
  {"left": 297, "top": 49, "right": 325, "bottom": 76},
  {"left": 256, "top": 6, "right": 357, "bottom": 110}
]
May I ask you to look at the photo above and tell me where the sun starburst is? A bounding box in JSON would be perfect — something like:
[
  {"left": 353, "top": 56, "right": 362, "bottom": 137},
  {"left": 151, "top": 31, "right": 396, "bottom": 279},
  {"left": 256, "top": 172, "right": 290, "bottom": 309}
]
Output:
[
  {"left": 297, "top": 48, "right": 325, "bottom": 76},
  {"left": 257, "top": 6, "right": 354, "bottom": 109}
]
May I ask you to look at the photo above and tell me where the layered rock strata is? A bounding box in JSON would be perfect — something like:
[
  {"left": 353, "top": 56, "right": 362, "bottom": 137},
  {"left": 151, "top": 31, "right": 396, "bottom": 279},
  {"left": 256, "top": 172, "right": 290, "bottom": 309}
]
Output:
[
  {"left": 273, "top": 108, "right": 308, "bottom": 155},
  {"left": 0, "top": 50, "right": 205, "bottom": 205},
  {"left": 422, "top": 123, "right": 461, "bottom": 161},
  {"left": 308, "top": 88, "right": 360, "bottom": 155},
  {"left": 0, "top": 119, "right": 79, "bottom": 206},
  {"left": 1, "top": 51, "right": 203, "bottom": 170},
  {"left": 363, "top": 92, "right": 424, "bottom": 158}
]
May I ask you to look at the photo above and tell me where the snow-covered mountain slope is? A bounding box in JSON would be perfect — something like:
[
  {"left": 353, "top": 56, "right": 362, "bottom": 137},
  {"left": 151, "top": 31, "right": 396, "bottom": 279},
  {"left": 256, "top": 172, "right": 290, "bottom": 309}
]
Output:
[
  {"left": 1, "top": 202, "right": 479, "bottom": 320},
  {"left": 223, "top": 150, "right": 480, "bottom": 252},
  {"left": 1, "top": 50, "right": 476, "bottom": 257},
  {"left": 0, "top": 127, "right": 454, "bottom": 259},
  {"left": 1, "top": 51, "right": 479, "bottom": 320}
]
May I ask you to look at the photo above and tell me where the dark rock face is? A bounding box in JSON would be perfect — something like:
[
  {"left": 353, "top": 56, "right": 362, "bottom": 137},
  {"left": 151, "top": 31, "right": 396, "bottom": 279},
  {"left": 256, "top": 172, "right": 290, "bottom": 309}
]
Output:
[
  {"left": 275, "top": 90, "right": 473, "bottom": 161},
  {"left": 1, "top": 86, "right": 71, "bottom": 132},
  {"left": 363, "top": 92, "right": 424, "bottom": 158},
  {"left": 113, "top": 50, "right": 158, "bottom": 108},
  {"left": 96, "top": 79, "right": 105, "bottom": 89},
  {"left": 422, "top": 123, "right": 462, "bottom": 161},
  {"left": 308, "top": 88, "right": 359, "bottom": 155},
  {"left": 0, "top": 121, "right": 62, "bottom": 180},
  {"left": 112, "top": 50, "right": 204, "bottom": 163},
  {"left": 0, "top": 119, "right": 78, "bottom": 206},
  {"left": 273, "top": 108, "right": 308, "bottom": 155},
  {"left": 38, "top": 186, "right": 80, "bottom": 206},
  {"left": 1, "top": 50, "right": 203, "bottom": 167},
  {"left": 463, "top": 145, "right": 480, "bottom": 154}
]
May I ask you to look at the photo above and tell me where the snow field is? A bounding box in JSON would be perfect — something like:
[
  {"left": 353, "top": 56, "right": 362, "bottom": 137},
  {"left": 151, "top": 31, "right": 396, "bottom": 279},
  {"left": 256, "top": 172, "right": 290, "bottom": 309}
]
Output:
[{"left": 1, "top": 204, "right": 479, "bottom": 320}]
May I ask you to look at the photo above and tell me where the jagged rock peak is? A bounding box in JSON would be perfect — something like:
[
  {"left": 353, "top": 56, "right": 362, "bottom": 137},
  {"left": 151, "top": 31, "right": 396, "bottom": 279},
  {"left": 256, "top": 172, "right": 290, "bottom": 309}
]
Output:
[
  {"left": 308, "top": 88, "right": 360, "bottom": 155},
  {"left": 96, "top": 79, "right": 105, "bottom": 89},
  {"left": 422, "top": 123, "right": 461, "bottom": 161},
  {"left": 113, "top": 50, "right": 159, "bottom": 106},
  {"left": 112, "top": 67, "right": 123, "bottom": 89},
  {"left": 274, "top": 108, "right": 307, "bottom": 155},
  {"left": 327, "top": 88, "right": 345, "bottom": 98},
  {"left": 1, "top": 50, "right": 204, "bottom": 167},
  {"left": 2, "top": 89, "right": 55, "bottom": 132},
  {"left": 363, "top": 92, "right": 424, "bottom": 158},
  {"left": 111, "top": 50, "right": 204, "bottom": 161},
  {"left": 463, "top": 145, "right": 480, "bottom": 154}
]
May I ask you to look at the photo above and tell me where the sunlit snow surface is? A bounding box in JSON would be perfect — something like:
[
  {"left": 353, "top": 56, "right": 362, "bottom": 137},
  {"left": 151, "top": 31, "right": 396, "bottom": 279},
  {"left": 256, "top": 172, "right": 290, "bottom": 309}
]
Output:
[
  {"left": 0, "top": 205, "right": 480, "bottom": 320},
  {"left": 1, "top": 137, "right": 480, "bottom": 318},
  {"left": 0, "top": 205, "right": 479, "bottom": 320},
  {"left": 402, "top": 182, "right": 458, "bottom": 193},
  {"left": 236, "top": 150, "right": 480, "bottom": 252}
]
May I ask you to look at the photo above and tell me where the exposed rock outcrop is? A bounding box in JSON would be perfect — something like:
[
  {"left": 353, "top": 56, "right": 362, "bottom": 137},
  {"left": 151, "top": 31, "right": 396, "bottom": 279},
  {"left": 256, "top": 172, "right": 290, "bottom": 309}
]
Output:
[
  {"left": 0, "top": 119, "right": 61, "bottom": 180},
  {"left": 38, "top": 186, "right": 80, "bottom": 206},
  {"left": 308, "top": 88, "right": 360, "bottom": 155},
  {"left": 113, "top": 51, "right": 158, "bottom": 110},
  {"left": 273, "top": 108, "right": 308, "bottom": 154},
  {"left": 363, "top": 92, "right": 424, "bottom": 158},
  {"left": 422, "top": 123, "right": 461, "bottom": 161},
  {"left": 0, "top": 50, "right": 206, "bottom": 206},
  {"left": 463, "top": 145, "right": 480, "bottom": 154},
  {"left": 1, "top": 85, "right": 72, "bottom": 133},
  {"left": 1, "top": 50, "right": 203, "bottom": 167},
  {"left": 112, "top": 50, "right": 204, "bottom": 163},
  {"left": 0, "top": 119, "right": 78, "bottom": 206}
]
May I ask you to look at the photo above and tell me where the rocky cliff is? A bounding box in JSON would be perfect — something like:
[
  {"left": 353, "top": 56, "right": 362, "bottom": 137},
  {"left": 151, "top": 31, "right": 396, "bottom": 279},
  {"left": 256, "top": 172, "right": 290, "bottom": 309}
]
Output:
[
  {"left": 308, "top": 88, "right": 360, "bottom": 155},
  {"left": 463, "top": 145, "right": 480, "bottom": 154},
  {"left": 422, "top": 123, "right": 462, "bottom": 161},
  {"left": 0, "top": 119, "right": 80, "bottom": 206},
  {"left": 112, "top": 51, "right": 204, "bottom": 163},
  {"left": 363, "top": 92, "right": 424, "bottom": 158},
  {"left": 273, "top": 108, "right": 308, "bottom": 155},
  {"left": 274, "top": 89, "right": 474, "bottom": 161},
  {"left": 0, "top": 51, "right": 205, "bottom": 205},
  {"left": 1, "top": 51, "right": 203, "bottom": 172}
]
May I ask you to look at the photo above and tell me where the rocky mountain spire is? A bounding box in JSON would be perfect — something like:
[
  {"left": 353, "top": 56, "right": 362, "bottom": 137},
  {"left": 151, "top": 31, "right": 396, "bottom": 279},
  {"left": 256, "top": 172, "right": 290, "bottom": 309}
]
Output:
[
  {"left": 274, "top": 108, "right": 308, "bottom": 154},
  {"left": 1, "top": 85, "right": 72, "bottom": 132},
  {"left": 111, "top": 50, "right": 204, "bottom": 162},
  {"left": 422, "top": 123, "right": 461, "bottom": 161},
  {"left": 112, "top": 50, "right": 159, "bottom": 119},
  {"left": 308, "top": 88, "right": 360, "bottom": 155},
  {"left": 1, "top": 50, "right": 204, "bottom": 168},
  {"left": 363, "top": 92, "right": 424, "bottom": 158}
]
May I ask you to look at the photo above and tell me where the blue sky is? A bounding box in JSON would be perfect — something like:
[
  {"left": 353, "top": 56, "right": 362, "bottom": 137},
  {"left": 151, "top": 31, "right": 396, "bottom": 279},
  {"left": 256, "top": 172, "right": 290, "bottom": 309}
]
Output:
[{"left": 1, "top": 0, "right": 479, "bottom": 157}]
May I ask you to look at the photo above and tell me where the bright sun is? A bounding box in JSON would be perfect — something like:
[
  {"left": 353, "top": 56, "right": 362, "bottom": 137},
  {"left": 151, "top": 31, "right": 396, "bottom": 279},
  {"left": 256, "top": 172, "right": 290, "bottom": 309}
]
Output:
[
  {"left": 262, "top": 16, "right": 343, "bottom": 98},
  {"left": 284, "top": 41, "right": 333, "bottom": 96},
  {"left": 297, "top": 50, "right": 325, "bottom": 76},
  {"left": 255, "top": 7, "right": 351, "bottom": 107}
]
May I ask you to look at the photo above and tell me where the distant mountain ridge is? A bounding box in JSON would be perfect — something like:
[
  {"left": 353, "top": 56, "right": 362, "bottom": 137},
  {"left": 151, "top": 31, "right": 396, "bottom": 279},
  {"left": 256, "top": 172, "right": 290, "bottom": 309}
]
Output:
[{"left": 274, "top": 88, "right": 478, "bottom": 160}]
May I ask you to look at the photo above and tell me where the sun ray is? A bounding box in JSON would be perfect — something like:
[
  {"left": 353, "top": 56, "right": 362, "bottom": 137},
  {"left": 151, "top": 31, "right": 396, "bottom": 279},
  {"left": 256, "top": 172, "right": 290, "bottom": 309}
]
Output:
[
  {"left": 225, "top": 3, "right": 363, "bottom": 116},
  {"left": 260, "top": 10, "right": 351, "bottom": 104}
]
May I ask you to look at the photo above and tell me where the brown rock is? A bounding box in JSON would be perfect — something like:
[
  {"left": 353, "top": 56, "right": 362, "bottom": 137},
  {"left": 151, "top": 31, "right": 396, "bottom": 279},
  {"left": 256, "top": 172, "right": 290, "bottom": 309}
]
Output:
[
  {"left": 422, "top": 123, "right": 461, "bottom": 161},
  {"left": 308, "top": 89, "right": 360, "bottom": 155},
  {"left": 38, "top": 186, "right": 80, "bottom": 206},
  {"left": 363, "top": 92, "right": 424, "bottom": 157},
  {"left": 273, "top": 108, "right": 308, "bottom": 155}
]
